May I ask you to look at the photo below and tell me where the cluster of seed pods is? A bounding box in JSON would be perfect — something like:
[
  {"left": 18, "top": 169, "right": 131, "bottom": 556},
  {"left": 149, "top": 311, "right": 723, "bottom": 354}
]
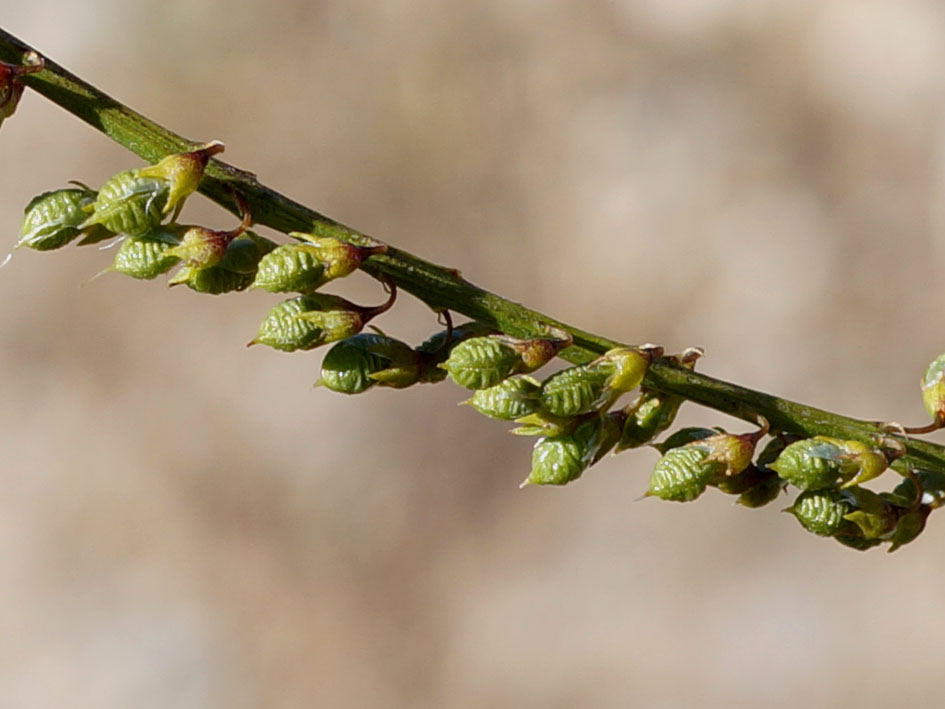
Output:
[{"left": 12, "top": 144, "right": 398, "bottom": 351}]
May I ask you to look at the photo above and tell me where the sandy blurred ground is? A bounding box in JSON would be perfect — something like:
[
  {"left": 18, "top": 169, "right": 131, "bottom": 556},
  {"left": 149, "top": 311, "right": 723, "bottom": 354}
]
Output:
[{"left": 2, "top": 1, "right": 945, "bottom": 707}]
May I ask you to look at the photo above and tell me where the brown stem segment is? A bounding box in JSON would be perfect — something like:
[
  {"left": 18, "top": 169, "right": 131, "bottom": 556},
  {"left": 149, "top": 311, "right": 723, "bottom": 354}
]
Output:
[{"left": 1, "top": 28, "right": 944, "bottom": 482}]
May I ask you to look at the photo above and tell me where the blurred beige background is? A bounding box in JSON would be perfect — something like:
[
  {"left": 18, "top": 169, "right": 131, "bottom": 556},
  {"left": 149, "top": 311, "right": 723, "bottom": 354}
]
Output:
[{"left": 3, "top": 1, "right": 945, "bottom": 707}]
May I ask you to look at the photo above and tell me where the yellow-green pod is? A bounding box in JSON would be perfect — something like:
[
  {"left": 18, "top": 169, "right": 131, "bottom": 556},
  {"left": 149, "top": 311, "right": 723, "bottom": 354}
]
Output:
[
  {"left": 439, "top": 337, "right": 527, "bottom": 390},
  {"left": 523, "top": 413, "right": 620, "bottom": 486},
  {"left": 167, "top": 232, "right": 277, "bottom": 294},
  {"left": 82, "top": 170, "right": 169, "bottom": 236},
  {"left": 788, "top": 489, "right": 854, "bottom": 537},
  {"left": 136, "top": 141, "right": 225, "bottom": 217},
  {"left": 838, "top": 486, "right": 897, "bottom": 541},
  {"left": 17, "top": 187, "right": 98, "bottom": 251},
  {"left": 768, "top": 437, "right": 851, "bottom": 491},
  {"left": 618, "top": 390, "right": 684, "bottom": 450},
  {"left": 318, "top": 333, "right": 410, "bottom": 394},
  {"left": 921, "top": 354, "right": 945, "bottom": 423},
  {"left": 466, "top": 375, "right": 543, "bottom": 421},
  {"left": 540, "top": 347, "right": 654, "bottom": 417},
  {"left": 647, "top": 445, "right": 724, "bottom": 502},
  {"left": 112, "top": 229, "right": 181, "bottom": 279}
]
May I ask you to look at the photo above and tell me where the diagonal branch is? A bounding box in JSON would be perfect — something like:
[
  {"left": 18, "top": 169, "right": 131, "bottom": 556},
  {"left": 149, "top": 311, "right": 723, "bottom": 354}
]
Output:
[{"left": 2, "top": 27, "right": 944, "bottom": 479}]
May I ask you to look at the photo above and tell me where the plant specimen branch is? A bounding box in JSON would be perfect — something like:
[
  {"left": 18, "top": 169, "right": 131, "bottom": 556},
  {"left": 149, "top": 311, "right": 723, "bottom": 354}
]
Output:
[{"left": 3, "top": 27, "right": 945, "bottom": 544}]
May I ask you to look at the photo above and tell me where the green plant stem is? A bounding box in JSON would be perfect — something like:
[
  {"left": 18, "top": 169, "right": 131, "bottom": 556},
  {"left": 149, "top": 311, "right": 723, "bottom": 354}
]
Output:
[{"left": 2, "top": 28, "right": 943, "bottom": 479}]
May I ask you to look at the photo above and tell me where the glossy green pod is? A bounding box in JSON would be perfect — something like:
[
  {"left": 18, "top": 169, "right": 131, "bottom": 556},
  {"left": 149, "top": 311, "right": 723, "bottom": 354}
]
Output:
[
  {"left": 618, "top": 390, "right": 684, "bottom": 450},
  {"left": 439, "top": 337, "right": 526, "bottom": 390},
  {"left": 540, "top": 347, "right": 653, "bottom": 417},
  {"left": 466, "top": 375, "right": 543, "bottom": 421},
  {"left": 647, "top": 445, "right": 724, "bottom": 502},
  {"left": 788, "top": 489, "right": 853, "bottom": 537},
  {"left": 82, "top": 170, "right": 169, "bottom": 236},
  {"left": 112, "top": 229, "right": 181, "bottom": 279},
  {"left": 167, "top": 233, "right": 276, "bottom": 293},
  {"left": 318, "top": 333, "right": 411, "bottom": 394},
  {"left": 524, "top": 413, "right": 621, "bottom": 486},
  {"left": 768, "top": 437, "right": 851, "bottom": 491},
  {"left": 251, "top": 244, "right": 327, "bottom": 293},
  {"left": 17, "top": 187, "right": 98, "bottom": 251}
]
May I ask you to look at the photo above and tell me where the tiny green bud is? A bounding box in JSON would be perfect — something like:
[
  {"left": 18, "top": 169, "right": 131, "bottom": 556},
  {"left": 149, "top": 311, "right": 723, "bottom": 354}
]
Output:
[
  {"left": 465, "top": 375, "right": 543, "bottom": 421},
  {"left": 921, "top": 353, "right": 945, "bottom": 424},
  {"left": 81, "top": 170, "right": 170, "bottom": 237},
  {"left": 788, "top": 489, "right": 854, "bottom": 537},
  {"left": 523, "top": 413, "right": 621, "bottom": 487},
  {"left": 17, "top": 187, "right": 98, "bottom": 251}
]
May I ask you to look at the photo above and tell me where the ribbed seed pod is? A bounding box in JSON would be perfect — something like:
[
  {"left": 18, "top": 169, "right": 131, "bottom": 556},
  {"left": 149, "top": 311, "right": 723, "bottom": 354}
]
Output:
[
  {"left": 82, "top": 170, "right": 169, "bottom": 237},
  {"left": 413, "top": 321, "right": 495, "bottom": 384},
  {"left": 540, "top": 347, "right": 654, "bottom": 417},
  {"left": 648, "top": 445, "right": 725, "bottom": 502},
  {"left": 318, "top": 333, "right": 414, "bottom": 394},
  {"left": 466, "top": 375, "right": 543, "bottom": 420},
  {"left": 252, "top": 237, "right": 387, "bottom": 294},
  {"left": 768, "top": 437, "right": 852, "bottom": 491},
  {"left": 17, "top": 187, "right": 98, "bottom": 251},
  {"left": 441, "top": 333, "right": 565, "bottom": 390},
  {"left": 250, "top": 287, "right": 395, "bottom": 352},
  {"left": 112, "top": 229, "right": 181, "bottom": 279},
  {"left": 523, "top": 413, "right": 621, "bottom": 486},
  {"left": 788, "top": 489, "right": 853, "bottom": 537}
]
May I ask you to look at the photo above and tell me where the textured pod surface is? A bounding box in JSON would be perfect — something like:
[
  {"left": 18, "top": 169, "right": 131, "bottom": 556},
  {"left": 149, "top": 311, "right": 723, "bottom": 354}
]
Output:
[
  {"left": 789, "top": 489, "right": 853, "bottom": 537},
  {"left": 319, "top": 333, "right": 401, "bottom": 394},
  {"left": 539, "top": 362, "right": 613, "bottom": 417},
  {"left": 252, "top": 294, "right": 365, "bottom": 351},
  {"left": 922, "top": 353, "right": 945, "bottom": 420},
  {"left": 112, "top": 230, "right": 180, "bottom": 279},
  {"left": 648, "top": 445, "right": 725, "bottom": 502},
  {"left": 441, "top": 337, "right": 524, "bottom": 390},
  {"left": 84, "top": 170, "right": 169, "bottom": 236},
  {"left": 252, "top": 244, "right": 327, "bottom": 293},
  {"left": 467, "top": 375, "right": 542, "bottom": 420},
  {"left": 769, "top": 437, "right": 851, "bottom": 491},
  {"left": 18, "top": 188, "right": 96, "bottom": 250},
  {"left": 525, "top": 415, "right": 615, "bottom": 486},
  {"left": 170, "top": 264, "right": 255, "bottom": 293}
]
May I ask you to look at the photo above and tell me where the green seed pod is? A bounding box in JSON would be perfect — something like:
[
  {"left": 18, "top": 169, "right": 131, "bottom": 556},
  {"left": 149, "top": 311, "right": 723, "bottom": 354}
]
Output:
[
  {"left": 0, "top": 52, "right": 43, "bottom": 127},
  {"left": 648, "top": 445, "right": 725, "bottom": 502},
  {"left": 921, "top": 353, "right": 945, "bottom": 424},
  {"left": 523, "top": 413, "right": 621, "bottom": 487},
  {"left": 136, "top": 141, "right": 225, "bottom": 217},
  {"left": 465, "top": 375, "right": 543, "bottom": 421},
  {"left": 736, "top": 473, "right": 785, "bottom": 508},
  {"left": 788, "top": 489, "right": 854, "bottom": 537},
  {"left": 251, "top": 244, "right": 326, "bottom": 293},
  {"left": 17, "top": 187, "right": 98, "bottom": 251},
  {"left": 540, "top": 347, "right": 655, "bottom": 417},
  {"left": 768, "top": 437, "right": 851, "bottom": 491},
  {"left": 511, "top": 411, "right": 578, "bottom": 437},
  {"left": 618, "top": 390, "right": 683, "bottom": 450},
  {"left": 887, "top": 508, "right": 930, "bottom": 552},
  {"left": 840, "top": 486, "right": 897, "bottom": 540},
  {"left": 441, "top": 334, "right": 564, "bottom": 390},
  {"left": 413, "top": 321, "right": 495, "bottom": 384},
  {"left": 82, "top": 170, "right": 170, "bottom": 237},
  {"left": 250, "top": 287, "right": 395, "bottom": 352},
  {"left": 112, "top": 228, "right": 181, "bottom": 279},
  {"left": 318, "top": 333, "right": 414, "bottom": 394}
]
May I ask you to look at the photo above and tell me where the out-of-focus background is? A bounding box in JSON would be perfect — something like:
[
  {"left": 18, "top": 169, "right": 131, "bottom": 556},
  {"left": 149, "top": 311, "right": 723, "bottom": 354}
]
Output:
[{"left": 3, "top": 1, "right": 945, "bottom": 707}]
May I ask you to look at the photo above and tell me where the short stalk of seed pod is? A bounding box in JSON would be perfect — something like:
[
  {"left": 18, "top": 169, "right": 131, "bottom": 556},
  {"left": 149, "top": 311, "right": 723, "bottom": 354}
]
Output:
[
  {"left": 540, "top": 345, "right": 661, "bottom": 418},
  {"left": 0, "top": 51, "right": 43, "bottom": 127},
  {"left": 646, "top": 418, "right": 768, "bottom": 502},
  {"left": 440, "top": 330, "right": 571, "bottom": 390},
  {"left": 317, "top": 332, "right": 417, "bottom": 394},
  {"left": 136, "top": 141, "right": 225, "bottom": 220},
  {"left": 522, "top": 411, "right": 623, "bottom": 487},
  {"left": 251, "top": 236, "right": 387, "bottom": 294},
  {"left": 13, "top": 186, "right": 102, "bottom": 253},
  {"left": 249, "top": 281, "right": 397, "bottom": 352},
  {"left": 617, "top": 347, "right": 703, "bottom": 450}
]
